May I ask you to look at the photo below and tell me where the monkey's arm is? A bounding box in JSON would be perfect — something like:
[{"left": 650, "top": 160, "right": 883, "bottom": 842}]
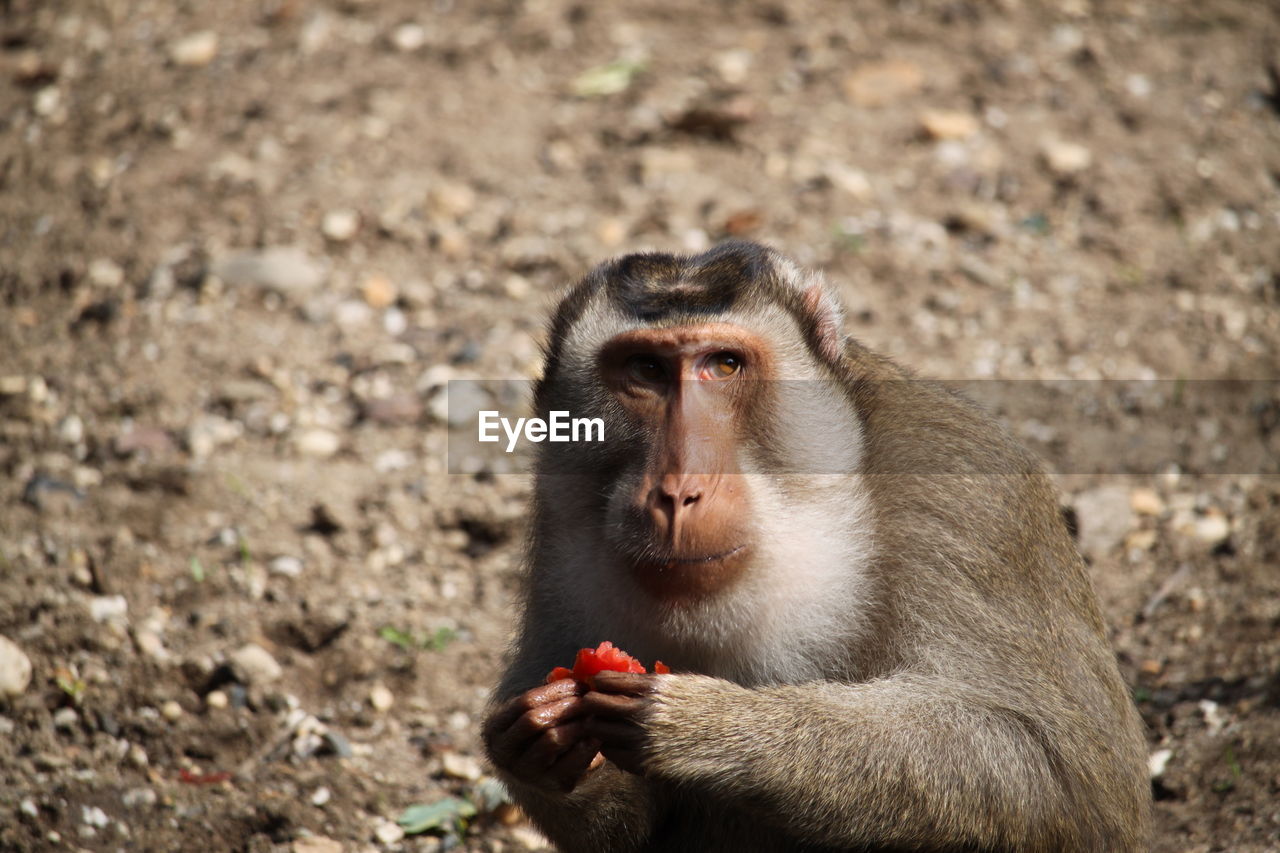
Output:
[{"left": 594, "top": 671, "right": 1139, "bottom": 852}]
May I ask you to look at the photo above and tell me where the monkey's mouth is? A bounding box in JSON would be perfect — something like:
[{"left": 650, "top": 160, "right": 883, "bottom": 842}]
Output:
[
  {"left": 625, "top": 545, "right": 750, "bottom": 599},
  {"left": 655, "top": 545, "right": 747, "bottom": 568}
]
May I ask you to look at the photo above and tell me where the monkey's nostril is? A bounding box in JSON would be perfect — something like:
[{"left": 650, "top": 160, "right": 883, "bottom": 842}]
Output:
[{"left": 682, "top": 494, "right": 700, "bottom": 506}]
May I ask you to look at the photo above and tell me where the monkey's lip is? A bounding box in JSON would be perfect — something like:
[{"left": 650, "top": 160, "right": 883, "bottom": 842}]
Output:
[
  {"left": 652, "top": 545, "right": 747, "bottom": 568},
  {"left": 627, "top": 545, "right": 751, "bottom": 599}
]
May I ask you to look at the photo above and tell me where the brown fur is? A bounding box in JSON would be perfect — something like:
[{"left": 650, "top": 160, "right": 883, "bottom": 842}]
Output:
[{"left": 487, "top": 242, "right": 1152, "bottom": 852}]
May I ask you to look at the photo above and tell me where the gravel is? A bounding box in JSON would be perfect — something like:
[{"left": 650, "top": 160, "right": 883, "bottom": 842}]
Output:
[
  {"left": 228, "top": 644, "right": 283, "bottom": 686},
  {"left": 0, "top": 636, "right": 32, "bottom": 698},
  {"left": 213, "top": 247, "right": 329, "bottom": 295}
]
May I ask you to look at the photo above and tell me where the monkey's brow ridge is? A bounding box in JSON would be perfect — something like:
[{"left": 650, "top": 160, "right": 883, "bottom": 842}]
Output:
[{"left": 605, "top": 241, "right": 777, "bottom": 320}]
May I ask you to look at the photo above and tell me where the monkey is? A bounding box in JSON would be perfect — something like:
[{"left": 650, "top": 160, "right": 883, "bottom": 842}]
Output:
[{"left": 481, "top": 241, "right": 1152, "bottom": 852}]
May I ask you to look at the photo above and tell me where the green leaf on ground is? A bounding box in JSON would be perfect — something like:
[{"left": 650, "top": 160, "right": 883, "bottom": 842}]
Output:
[
  {"left": 572, "top": 59, "right": 645, "bottom": 97},
  {"left": 397, "top": 797, "right": 477, "bottom": 835}
]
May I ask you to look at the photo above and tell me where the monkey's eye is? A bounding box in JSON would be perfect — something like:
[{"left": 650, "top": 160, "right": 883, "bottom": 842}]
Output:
[
  {"left": 625, "top": 355, "right": 667, "bottom": 384},
  {"left": 702, "top": 352, "right": 742, "bottom": 379}
]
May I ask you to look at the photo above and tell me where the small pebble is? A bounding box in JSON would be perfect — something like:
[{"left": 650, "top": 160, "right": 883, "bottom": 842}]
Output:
[
  {"left": 161, "top": 700, "right": 184, "bottom": 722},
  {"left": 361, "top": 274, "right": 398, "bottom": 309},
  {"left": 170, "top": 31, "right": 219, "bottom": 67},
  {"left": 81, "top": 804, "right": 109, "bottom": 828},
  {"left": 19, "top": 798, "right": 37, "bottom": 818},
  {"left": 843, "top": 60, "right": 925, "bottom": 108},
  {"left": 1040, "top": 138, "right": 1092, "bottom": 176},
  {"left": 1124, "top": 529, "right": 1157, "bottom": 552},
  {"left": 373, "top": 449, "right": 413, "bottom": 473},
  {"left": 373, "top": 820, "right": 405, "bottom": 845},
  {"left": 205, "top": 690, "right": 229, "bottom": 710},
  {"left": 293, "top": 838, "right": 344, "bottom": 853},
  {"left": 293, "top": 428, "right": 341, "bottom": 458},
  {"left": 269, "top": 556, "right": 304, "bottom": 577},
  {"left": 826, "top": 164, "right": 872, "bottom": 200},
  {"left": 186, "top": 414, "right": 243, "bottom": 460},
  {"left": 229, "top": 643, "right": 283, "bottom": 685},
  {"left": 122, "top": 788, "right": 157, "bottom": 810},
  {"left": 127, "top": 744, "right": 149, "bottom": 768},
  {"left": 53, "top": 707, "right": 79, "bottom": 730},
  {"left": 214, "top": 246, "right": 328, "bottom": 295},
  {"left": 89, "top": 595, "right": 129, "bottom": 623},
  {"left": 1129, "top": 488, "right": 1164, "bottom": 516},
  {"left": 333, "top": 300, "right": 373, "bottom": 327},
  {"left": 430, "top": 182, "right": 476, "bottom": 218},
  {"left": 919, "top": 109, "right": 979, "bottom": 140},
  {"left": 1125, "top": 74, "right": 1152, "bottom": 98},
  {"left": 1199, "top": 699, "right": 1227, "bottom": 735},
  {"left": 1189, "top": 512, "right": 1230, "bottom": 545},
  {"left": 311, "top": 786, "right": 332, "bottom": 807},
  {"left": 712, "top": 48, "right": 751, "bottom": 85},
  {"left": 441, "top": 752, "right": 483, "bottom": 781},
  {"left": 1050, "top": 23, "right": 1084, "bottom": 52},
  {"left": 322, "top": 730, "right": 354, "bottom": 758},
  {"left": 1072, "top": 485, "right": 1132, "bottom": 556},
  {"left": 437, "top": 227, "right": 470, "bottom": 259},
  {"left": 503, "top": 275, "right": 530, "bottom": 299},
  {"left": 391, "top": 23, "right": 427, "bottom": 52},
  {"left": 88, "top": 258, "right": 125, "bottom": 288},
  {"left": 596, "top": 218, "right": 626, "bottom": 247},
  {"left": 369, "top": 683, "right": 394, "bottom": 713},
  {"left": 1147, "top": 748, "right": 1173, "bottom": 779},
  {"left": 381, "top": 303, "right": 407, "bottom": 333},
  {"left": 1186, "top": 587, "right": 1207, "bottom": 613},
  {"left": 34, "top": 86, "right": 62, "bottom": 117},
  {"left": 134, "top": 629, "right": 169, "bottom": 662},
  {"left": 0, "top": 635, "right": 33, "bottom": 697},
  {"left": 322, "top": 208, "right": 360, "bottom": 242},
  {"left": 510, "top": 825, "right": 551, "bottom": 850}
]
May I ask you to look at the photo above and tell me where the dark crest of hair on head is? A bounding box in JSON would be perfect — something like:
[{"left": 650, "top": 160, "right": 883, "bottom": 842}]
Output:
[{"left": 536, "top": 241, "right": 838, "bottom": 404}]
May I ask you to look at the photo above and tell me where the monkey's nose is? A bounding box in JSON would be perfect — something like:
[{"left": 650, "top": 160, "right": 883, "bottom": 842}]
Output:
[{"left": 648, "top": 475, "right": 704, "bottom": 533}]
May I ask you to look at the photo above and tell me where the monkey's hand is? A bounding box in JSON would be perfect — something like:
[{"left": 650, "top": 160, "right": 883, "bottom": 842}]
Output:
[
  {"left": 581, "top": 671, "right": 663, "bottom": 776},
  {"left": 481, "top": 678, "right": 605, "bottom": 793}
]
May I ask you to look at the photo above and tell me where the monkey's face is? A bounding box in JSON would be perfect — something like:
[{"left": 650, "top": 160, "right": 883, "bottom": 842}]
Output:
[
  {"left": 596, "top": 322, "right": 764, "bottom": 602},
  {"left": 530, "top": 244, "right": 872, "bottom": 679}
]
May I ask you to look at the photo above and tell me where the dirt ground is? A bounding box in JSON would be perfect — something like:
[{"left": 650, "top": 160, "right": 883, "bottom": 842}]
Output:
[{"left": 2, "top": 0, "right": 1279, "bottom": 850}]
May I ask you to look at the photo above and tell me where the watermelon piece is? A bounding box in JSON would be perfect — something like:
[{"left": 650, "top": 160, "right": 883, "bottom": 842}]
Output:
[
  {"left": 546, "top": 666, "right": 575, "bottom": 683},
  {"left": 545, "top": 641, "right": 671, "bottom": 684}
]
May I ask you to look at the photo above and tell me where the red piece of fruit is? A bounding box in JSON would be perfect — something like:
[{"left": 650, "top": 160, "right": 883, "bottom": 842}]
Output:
[
  {"left": 545, "top": 641, "right": 670, "bottom": 684},
  {"left": 547, "top": 666, "right": 575, "bottom": 682}
]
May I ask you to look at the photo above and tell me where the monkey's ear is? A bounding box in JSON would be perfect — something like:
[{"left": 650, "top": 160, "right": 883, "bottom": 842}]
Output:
[{"left": 801, "top": 281, "right": 844, "bottom": 363}]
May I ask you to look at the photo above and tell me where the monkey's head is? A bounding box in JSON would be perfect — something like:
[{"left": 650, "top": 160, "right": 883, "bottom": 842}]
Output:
[{"left": 530, "top": 242, "right": 872, "bottom": 680}]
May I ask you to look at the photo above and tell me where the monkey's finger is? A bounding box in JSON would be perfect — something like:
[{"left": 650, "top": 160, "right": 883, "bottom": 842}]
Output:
[
  {"left": 509, "top": 721, "right": 592, "bottom": 783},
  {"left": 583, "top": 717, "right": 648, "bottom": 754},
  {"left": 589, "top": 671, "right": 660, "bottom": 696},
  {"left": 484, "top": 679, "right": 586, "bottom": 737},
  {"left": 580, "top": 690, "right": 651, "bottom": 722},
  {"left": 490, "top": 697, "right": 590, "bottom": 762},
  {"left": 547, "top": 738, "right": 604, "bottom": 793}
]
